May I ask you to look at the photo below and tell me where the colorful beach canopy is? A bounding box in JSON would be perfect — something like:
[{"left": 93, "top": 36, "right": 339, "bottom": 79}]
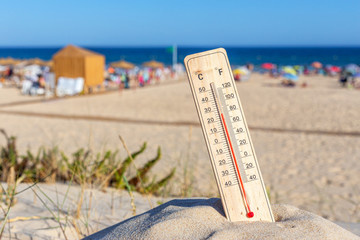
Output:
[
  {"left": 233, "top": 67, "right": 251, "bottom": 81},
  {"left": 282, "top": 66, "right": 297, "bottom": 75},
  {"left": 345, "top": 64, "right": 360, "bottom": 75},
  {"left": 111, "top": 60, "right": 135, "bottom": 69},
  {"left": 311, "top": 61, "right": 322, "bottom": 69},
  {"left": 261, "top": 63, "right": 275, "bottom": 70},
  {"left": 327, "top": 65, "right": 341, "bottom": 73},
  {"left": 283, "top": 73, "right": 298, "bottom": 81},
  {"left": 143, "top": 60, "right": 164, "bottom": 68},
  {"left": 233, "top": 67, "right": 249, "bottom": 76}
]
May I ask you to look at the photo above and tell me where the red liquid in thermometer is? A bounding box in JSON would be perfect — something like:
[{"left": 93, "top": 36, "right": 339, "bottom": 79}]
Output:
[{"left": 220, "top": 113, "right": 254, "bottom": 218}]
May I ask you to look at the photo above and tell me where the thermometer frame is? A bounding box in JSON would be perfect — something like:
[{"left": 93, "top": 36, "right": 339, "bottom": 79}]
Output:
[{"left": 184, "top": 48, "right": 274, "bottom": 222}]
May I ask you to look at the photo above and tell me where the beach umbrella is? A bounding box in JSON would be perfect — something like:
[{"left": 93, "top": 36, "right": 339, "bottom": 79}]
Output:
[
  {"left": 261, "top": 63, "right": 275, "bottom": 70},
  {"left": 282, "top": 66, "right": 297, "bottom": 75},
  {"left": 345, "top": 64, "right": 360, "bottom": 75},
  {"left": 0, "top": 57, "right": 20, "bottom": 65},
  {"left": 329, "top": 66, "right": 341, "bottom": 73},
  {"left": 108, "top": 66, "right": 115, "bottom": 74},
  {"left": 111, "top": 60, "right": 135, "bottom": 70},
  {"left": 233, "top": 67, "right": 251, "bottom": 81},
  {"left": 46, "top": 60, "right": 53, "bottom": 67},
  {"left": 283, "top": 73, "right": 298, "bottom": 81},
  {"left": 233, "top": 67, "right": 249, "bottom": 76},
  {"left": 143, "top": 60, "right": 164, "bottom": 69},
  {"left": 27, "top": 58, "right": 49, "bottom": 66},
  {"left": 311, "top": 61, "right": 322, "bottom": 69}
]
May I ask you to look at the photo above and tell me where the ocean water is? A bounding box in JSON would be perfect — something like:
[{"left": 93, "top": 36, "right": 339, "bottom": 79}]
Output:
[{"left": 0, "top": 47, "right": 359, "bottom": 67}]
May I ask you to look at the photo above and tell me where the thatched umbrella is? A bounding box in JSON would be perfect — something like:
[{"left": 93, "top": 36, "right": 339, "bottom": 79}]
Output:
[
  {"left": 45, "top": 60, "right": 53, "bottom": 67},
  {"left": 27, "top": 58, "right": 49, "bottom": 66},
  {"left": 142, "top": 60, "right": 164, "bottom": 69},
  {"left": 111, "top": 60, "right": 135, "bottom": 69},
  {"left": 0, "top": 57, "right": 20, "bottom": 65}
]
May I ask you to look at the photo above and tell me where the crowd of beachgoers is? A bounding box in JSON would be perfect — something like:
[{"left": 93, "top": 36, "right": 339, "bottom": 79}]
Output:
[
  {"left": 256, "top": 62, "right": 360, "bottom": 88},
  {"left": 104, "top": 63, "right": 185, "bottom": 90},
  {"left": 0, "top": 57, "right": 359, "bottom": 97},
  {"left": 0, "top": 58, "right": 186, "bottom": 96}
]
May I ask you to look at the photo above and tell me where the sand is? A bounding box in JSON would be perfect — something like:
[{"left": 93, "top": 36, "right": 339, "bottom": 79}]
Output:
[
  {"left": 1, "top": 74, "right": 359, "bottom": 222},
  {"left": 86, "top": 198, "right": 359, "bottom": 240},
  {"left": 0, "top": 73, "right": 359, "bottom": 238},
  {"left": 0, "top": 183, "right": 168, "bottom": 240},
  {"left": 0, "top": 183, "right": 358, "bottom": 239}
]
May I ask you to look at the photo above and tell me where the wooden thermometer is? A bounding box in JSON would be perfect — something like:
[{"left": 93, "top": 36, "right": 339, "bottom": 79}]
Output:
[{"left": 184, "top": 48, "right": 274, "bottom": 222}]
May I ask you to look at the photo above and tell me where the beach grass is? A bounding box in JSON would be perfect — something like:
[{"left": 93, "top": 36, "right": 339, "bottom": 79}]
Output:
[
  {"left": 0, "top": 129, "right": 175, "bottom": 197},
  {"left": 0, "top": 129, "right": 178, "bottom": 238}
]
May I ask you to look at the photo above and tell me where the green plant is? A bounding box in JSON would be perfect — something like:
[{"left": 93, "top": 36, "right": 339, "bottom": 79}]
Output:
[
  {"left": 113, "top": 142, "right": 147, "bottom": 189},
  {"left": 114, "top": 140, "right": 176, "bottom": 195},
  {"left": 0, "top": 129, "right": 27, "bottom": 206},
  {"left": 0, "top": 130, "right": 178, "bottom": 239},
  {"left": 0, "top": 130, "right": 176, "bottom": 199}
]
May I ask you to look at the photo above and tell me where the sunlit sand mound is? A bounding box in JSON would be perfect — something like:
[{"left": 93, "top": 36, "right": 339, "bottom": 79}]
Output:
[{"left": 85, "top": 198, "right": 359, "bottom": 240}]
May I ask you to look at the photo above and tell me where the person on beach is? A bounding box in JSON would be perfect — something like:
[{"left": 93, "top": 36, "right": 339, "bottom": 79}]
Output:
[
  {"left": 138, "top": 70, "right": 144, "bottom": 87},
  {"left": 118, "top": 72, "right": 125, "bottom": 92},
  {"left": 281, "top": 79, "right": 296, "bottom": 87},
  {"left": 155, "top": 68, "right": 162, "bottom": 84},
  {"left": 38, "top": 74, "right": 46, "bottom": 88},
  {"left": 303, "top": 66, "right": 310, "bottom": 75},
  {"left": 6, "top": 67, "right": 13, "bottom": 81},
  {"left": 143, "top": 69, "right": 150, "bottom": 84},
  {"left": 339, "top": 68, "right": 348, "bottom": 87},
  {"left": 124, "top": 72, "right": 130, "bottom": 89}
]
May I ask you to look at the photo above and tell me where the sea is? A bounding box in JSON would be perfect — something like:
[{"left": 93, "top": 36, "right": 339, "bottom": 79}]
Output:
[{"left": 0, "top": 47, "right": 359, "bottom": 67}]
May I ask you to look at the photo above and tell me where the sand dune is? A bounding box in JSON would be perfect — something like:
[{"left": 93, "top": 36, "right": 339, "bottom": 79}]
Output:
[{"left": 86, "top": 198, "right": 359, "bottom": 240}]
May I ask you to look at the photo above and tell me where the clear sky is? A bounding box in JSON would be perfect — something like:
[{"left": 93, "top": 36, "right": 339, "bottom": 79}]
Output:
[{"left": 1, "top": 0, "right": 360, "bottom": 47}]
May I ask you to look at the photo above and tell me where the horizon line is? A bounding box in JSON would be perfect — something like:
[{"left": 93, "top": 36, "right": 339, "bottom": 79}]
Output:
[{"left": 1, "top": 45, "right": 360, "bottom": 48}]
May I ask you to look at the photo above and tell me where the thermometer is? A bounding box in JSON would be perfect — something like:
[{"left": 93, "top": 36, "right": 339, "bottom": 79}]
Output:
[{"left": 184, "top": 48, "right": 274, "bottom": 222}]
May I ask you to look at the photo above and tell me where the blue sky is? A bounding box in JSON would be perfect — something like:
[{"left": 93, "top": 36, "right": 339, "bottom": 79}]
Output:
[{"left": 1, "top": 0, "right": 360, "bottom": 46}]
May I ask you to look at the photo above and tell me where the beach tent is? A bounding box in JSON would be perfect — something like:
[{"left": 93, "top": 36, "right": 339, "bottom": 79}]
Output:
[{"left": 52, "top": 45, "right": 105, "bottom": 91}]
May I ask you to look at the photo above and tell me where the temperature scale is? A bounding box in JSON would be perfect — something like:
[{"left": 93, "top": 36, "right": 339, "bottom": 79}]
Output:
[{"left": 184, "top": 48, "right": 274, "bottom": 222}]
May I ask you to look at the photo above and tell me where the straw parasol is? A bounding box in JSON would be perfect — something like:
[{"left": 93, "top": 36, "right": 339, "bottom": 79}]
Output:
[
  {"left": 46, "top": 60, "right": 53, "bottom": 67},
  {"left": 111, "top": 60, "right": 135, "bottom": 69},
  {"left": 0, "top": 57, "right": 21, "bottom": 65},
  {"left": 142, "top": 60, "right": 164, "bottom": 69},
  {"left": 27, "top": 58, "right": 49, "bottom": 66}
]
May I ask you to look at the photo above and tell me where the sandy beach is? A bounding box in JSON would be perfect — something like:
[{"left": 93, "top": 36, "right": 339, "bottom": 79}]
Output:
[
  {"left": 0, "top": 73, "right": 359, "bottom": 238},
  {"left": 86, "top": 199, "right": 359, "bottom": 240}
]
